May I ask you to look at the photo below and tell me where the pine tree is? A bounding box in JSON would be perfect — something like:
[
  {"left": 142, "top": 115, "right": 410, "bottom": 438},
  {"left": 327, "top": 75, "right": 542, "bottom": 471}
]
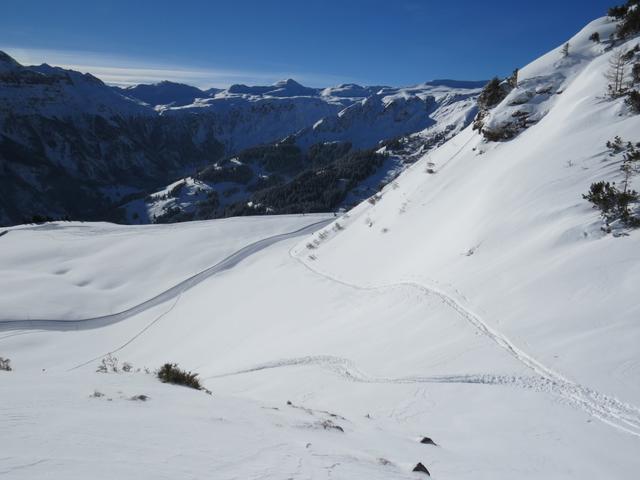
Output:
[
  {"left": 561, "top": 43, "right": 570, "bottom": 58},
  {"left": 508, "top": 68, "right": 519, "bottom": 88},
  {"left": 617, "top": 2, "right": 640, "bottom": 39},
  {"left": 478, "top": 77, "right": 507, "bottom": 109},
  {"left": 606, "top": 51, "right": 628, "bottom": 97},
  {"left": 627, "top": 90, "right": 640, "bottom": 112}
]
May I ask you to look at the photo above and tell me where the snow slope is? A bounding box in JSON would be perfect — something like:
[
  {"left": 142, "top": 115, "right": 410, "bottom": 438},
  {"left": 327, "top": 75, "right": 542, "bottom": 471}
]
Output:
[
  {"left": 291, "top": 16, "right": 640, "bottom": 407},
  {"left": 2, "top": 15, "right": 640, "bottom": 480},
  {"left": 0, "top": 214, "right": 330, "bottom": 320}
]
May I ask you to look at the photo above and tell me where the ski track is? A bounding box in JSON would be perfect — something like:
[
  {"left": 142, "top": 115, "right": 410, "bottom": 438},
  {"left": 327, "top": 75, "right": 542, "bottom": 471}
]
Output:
[
  {"left": 67, "top": 293, "right": 183, "bottom": 372},
  {"left": 0, "top": 218, "right": 332, "bottom": 332},
  {"left": 279, "top": 248, "right": 640, "bottom": 438}
]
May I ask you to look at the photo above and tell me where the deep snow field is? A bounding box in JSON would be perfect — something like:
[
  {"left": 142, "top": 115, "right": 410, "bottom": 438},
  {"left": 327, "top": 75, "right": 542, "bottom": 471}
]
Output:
[{"left": 2, "top": 15, "right": 640, "bottom": 480}]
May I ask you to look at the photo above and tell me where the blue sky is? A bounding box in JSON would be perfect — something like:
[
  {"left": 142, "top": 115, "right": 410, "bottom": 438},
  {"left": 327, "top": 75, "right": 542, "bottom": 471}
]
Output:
[{"left": 1, "top": 0, "right": 615, "bottom": 88}]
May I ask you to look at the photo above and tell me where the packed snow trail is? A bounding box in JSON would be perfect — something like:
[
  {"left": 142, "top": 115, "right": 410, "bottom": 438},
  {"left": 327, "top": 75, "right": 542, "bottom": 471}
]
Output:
[
  {"left": 285, "top": 251, "right": 640, "bottom": 438},
  {"left": 0, "top": 218, "right": 332, "bottom": 331},
  {"left": 214, "top": 349, "right": 640, "bottom": 439}
]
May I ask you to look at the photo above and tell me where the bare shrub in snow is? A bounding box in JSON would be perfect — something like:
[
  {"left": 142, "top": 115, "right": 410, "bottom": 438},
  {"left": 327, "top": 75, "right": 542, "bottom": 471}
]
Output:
[
  {"left": 130, "top": 394, "right": 149, "bottom": 401},
  {"left": 315, "top": 419, "right": 344, "bottom": 432},
  {"left": 607, "top": 136, "right": 626, "bottom": 154},
  {"left": 584, "top": 181, "right": 639, "bottom": 228},
  {"left": 590, "top": 32, "right": 601, "bottom": 43},
  {"left": 0, "top": 357, "right": 12, "bottom": 371},
  {"left": 157, "top": 363, "right": 202, "bottom": 390},
  {"left": 96, "top": 354, "right": 120, "bottom": 373},
  {"left": 561, "top": 42, "right": 570, "bottom": 58}
]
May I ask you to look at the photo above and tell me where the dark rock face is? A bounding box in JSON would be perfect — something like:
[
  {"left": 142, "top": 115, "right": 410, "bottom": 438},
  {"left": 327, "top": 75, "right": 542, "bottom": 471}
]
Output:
[
  {"left": 420, "top": 437, "right": 437, "bottom": 446},
  {"left": 412, "top": 462, "right": 431, "bottom": 475}
]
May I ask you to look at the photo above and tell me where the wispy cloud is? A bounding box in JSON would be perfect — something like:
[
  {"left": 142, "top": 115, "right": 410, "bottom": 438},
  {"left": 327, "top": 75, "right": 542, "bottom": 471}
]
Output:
[{"left": 0, "top": 46, "right": 353, "bottom": 88}]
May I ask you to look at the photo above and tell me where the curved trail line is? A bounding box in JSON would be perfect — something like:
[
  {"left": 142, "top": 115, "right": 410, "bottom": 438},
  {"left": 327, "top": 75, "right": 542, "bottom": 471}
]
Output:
[
  {"left": 210, "top": 355, "right": 538, "bottom": 387},
  {"left": 288, "top": 250, "right": 640, "bottom": 438},
  {"left": 0, "top": 218, "right": 332, "bottom": 332},
  {"left": 67, "top": 294, "right": 183, "bottom": 372}
]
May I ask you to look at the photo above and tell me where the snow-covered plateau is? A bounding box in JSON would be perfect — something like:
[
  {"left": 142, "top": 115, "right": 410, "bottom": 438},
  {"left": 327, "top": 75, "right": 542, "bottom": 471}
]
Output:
[{"left": 2, "top": 12, "right": 640, "bottom": 480}]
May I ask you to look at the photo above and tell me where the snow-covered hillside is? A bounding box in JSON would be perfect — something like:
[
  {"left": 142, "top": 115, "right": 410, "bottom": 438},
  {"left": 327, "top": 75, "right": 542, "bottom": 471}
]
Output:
[
  {"left": 0, "top": 51, "right": 482, "bottom": 226},
  {"left": 294, "top": 82, "right": 479, "bottom": 149},
  {"left": 160, "top": 79, "right": 484, "bottom": 152},
  {"left": 2, "top": 12, "right": 640, "bottom": 480},
  {"left": 123, "top": 81, "right": 482, "bottom": 225},
  {"left": 113, "top": 80, "right": 217, "bottom": 108}
]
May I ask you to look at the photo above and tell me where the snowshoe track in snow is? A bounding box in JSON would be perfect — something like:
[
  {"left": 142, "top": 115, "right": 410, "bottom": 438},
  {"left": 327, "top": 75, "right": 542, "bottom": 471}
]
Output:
[{"left": 286, "top": 253, "right": 640, "bottom": 439}]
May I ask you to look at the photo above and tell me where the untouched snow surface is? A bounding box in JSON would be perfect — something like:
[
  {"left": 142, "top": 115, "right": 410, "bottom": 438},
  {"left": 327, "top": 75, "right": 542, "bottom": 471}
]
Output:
[
  {"left": 2, "top": 15, "right": 640, "bottom": 480},
  {"left": 0, "top": 215, "right": 330, "bottom": 320}
]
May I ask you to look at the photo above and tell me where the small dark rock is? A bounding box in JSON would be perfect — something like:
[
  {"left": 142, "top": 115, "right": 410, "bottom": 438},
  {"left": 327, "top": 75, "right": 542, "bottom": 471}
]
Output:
[
  {"left": 420, "top": 437, "right": 437, "bottom": 446},
  {"left": 286, "top": 400, "right": 293, "bottom": 405},
  {"left": 413, "top": 462, "right": 430, "bottom": 476},
  {"left": 130, "top": 394, "right": 149, "bottom": 401}
]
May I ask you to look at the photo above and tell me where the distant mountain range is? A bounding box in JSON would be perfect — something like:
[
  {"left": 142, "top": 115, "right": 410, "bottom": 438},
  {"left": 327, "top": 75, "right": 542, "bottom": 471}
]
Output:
[{"left": 0, "top": 50, "right": 486, "bottom": 226}]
